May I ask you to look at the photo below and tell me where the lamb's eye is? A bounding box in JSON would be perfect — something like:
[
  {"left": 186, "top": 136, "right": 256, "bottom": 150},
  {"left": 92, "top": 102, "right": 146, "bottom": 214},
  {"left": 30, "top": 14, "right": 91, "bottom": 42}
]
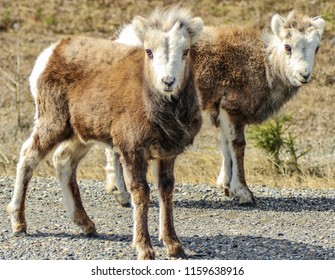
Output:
[
  {"left": 145, "top": 49, "right": 153, "bottom": 59},
  {"left": 284, "top": 44, "right": 292, "bottom": 54},
  {"left": 315, "top": 46, "right": 320, "bottom": 53},
  {"left": 182, "top": 49, "right": 190, "bottom": 59}
]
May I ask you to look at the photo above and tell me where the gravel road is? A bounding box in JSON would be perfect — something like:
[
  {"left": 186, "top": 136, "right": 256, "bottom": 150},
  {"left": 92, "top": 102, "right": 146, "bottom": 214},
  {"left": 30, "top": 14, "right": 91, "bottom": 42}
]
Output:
[{"left": 0, "top": 176, "right": 334, "bottom": 260}]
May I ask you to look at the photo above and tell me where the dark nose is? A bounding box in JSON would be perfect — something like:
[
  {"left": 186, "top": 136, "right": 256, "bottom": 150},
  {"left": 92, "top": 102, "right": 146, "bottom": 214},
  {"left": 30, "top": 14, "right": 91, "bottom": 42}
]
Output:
[
  {"left": 162, "top": 77, "right": 175, "bottom": 87},
  {"left": 302, "top": 73, "right": 310, "bottom": 80}
]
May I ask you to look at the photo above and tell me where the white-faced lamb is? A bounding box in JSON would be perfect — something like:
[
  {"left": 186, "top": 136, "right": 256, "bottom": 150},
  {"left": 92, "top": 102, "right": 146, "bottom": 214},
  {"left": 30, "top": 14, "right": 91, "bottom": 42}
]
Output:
[
  {"left": 106, "top": 10, "right": 325, "bottom": 206},
  {"left": 7, "top": 7, "right": 204, "bottom": 260}
]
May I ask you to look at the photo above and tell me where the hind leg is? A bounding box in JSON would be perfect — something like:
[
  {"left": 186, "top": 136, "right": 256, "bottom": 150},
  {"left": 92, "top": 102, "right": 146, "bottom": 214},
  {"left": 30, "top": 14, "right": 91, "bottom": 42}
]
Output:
[
  {"left": 218, "top": 109, "right": 255, "bottom": 205},
  {"left": 7, "top": 125, "right": 64, "bottom": 235},
  {"left": 105, "top": 147, "right": 130, "bottom": 207},
  {"left": 53, "top": 137, "right": 96, "bottom": 235},
  {"left": 216, "top": 124, "right": 232, "bottom": 196}
]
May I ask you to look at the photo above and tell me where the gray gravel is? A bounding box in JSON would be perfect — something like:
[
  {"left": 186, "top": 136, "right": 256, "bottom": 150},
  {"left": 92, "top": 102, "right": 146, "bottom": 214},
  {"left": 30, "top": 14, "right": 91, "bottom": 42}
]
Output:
[{"left": 0, "top": 176, "right": 334, "bottom": 260}]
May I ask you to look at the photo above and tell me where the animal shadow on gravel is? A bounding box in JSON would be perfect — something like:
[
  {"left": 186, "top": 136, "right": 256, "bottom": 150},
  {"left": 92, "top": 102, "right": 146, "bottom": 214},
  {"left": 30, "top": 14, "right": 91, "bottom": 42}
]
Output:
[
  {"left": 27, "top": 232, "right": 133, "bottom": 243},
  {"left": 25, "top": 231, "right": 335, "bottom": 260},
  {"left": 172, "top": 196, "right": 335, "bottom": 212},
  {"left": 181, "top": 234, "right": 335, "bottom": 260}
]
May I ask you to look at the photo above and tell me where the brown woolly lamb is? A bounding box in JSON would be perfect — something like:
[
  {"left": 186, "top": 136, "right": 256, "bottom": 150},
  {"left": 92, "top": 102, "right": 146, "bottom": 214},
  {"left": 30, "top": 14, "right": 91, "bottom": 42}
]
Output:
[
  {"left": 7, "top": 7, "right": 204, "bottom": 260},
  {"left": 106, "top": 10, "right": 325, "bottom": 206}
]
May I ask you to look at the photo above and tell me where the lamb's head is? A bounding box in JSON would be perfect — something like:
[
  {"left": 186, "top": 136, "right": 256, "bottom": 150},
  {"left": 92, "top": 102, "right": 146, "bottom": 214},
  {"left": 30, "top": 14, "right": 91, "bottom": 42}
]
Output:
[
  {"left": 269, "top": 11, "right": 325, "bottom": 87},
  {"left": 130, "top": 7, "right": 203, "bottom": 96}
]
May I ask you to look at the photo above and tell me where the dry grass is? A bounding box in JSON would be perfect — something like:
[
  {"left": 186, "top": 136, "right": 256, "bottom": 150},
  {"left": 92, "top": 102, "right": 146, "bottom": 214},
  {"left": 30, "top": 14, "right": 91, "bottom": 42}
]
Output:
[{"left": 0, "top": 0, "right": 334, "bottom": 189}]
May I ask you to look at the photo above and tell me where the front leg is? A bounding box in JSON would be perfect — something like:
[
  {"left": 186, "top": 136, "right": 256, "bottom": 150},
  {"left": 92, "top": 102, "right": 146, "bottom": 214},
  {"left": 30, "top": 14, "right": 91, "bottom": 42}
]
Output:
[
  {"left": 219, "top": 110, "right": 256, "bottom": 205},
  {"left": 153, "top": 158, "right": 186, "bottom": 259},
  {"left": 120, "top": 154, "right": 155, "bottom": 260}
]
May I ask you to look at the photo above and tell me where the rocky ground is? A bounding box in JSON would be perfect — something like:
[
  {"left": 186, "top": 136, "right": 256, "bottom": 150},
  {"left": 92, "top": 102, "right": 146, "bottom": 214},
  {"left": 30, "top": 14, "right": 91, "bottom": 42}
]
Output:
[{"left": 0, "top": 176, "right": 334, "bottom": 260}]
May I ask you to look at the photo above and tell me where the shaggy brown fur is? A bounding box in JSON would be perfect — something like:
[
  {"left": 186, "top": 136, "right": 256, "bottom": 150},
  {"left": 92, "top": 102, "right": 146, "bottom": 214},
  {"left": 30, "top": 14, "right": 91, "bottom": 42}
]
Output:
[
  {"left": 192, "top": 26, "right": 299, "bottom": 126},
  {"left": 7, "top": 12, "right": 202, "bottom": 260}
]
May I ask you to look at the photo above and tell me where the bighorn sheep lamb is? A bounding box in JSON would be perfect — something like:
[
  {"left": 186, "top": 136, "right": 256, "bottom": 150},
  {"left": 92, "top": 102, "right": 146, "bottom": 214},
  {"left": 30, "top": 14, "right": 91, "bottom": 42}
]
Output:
[
  {"left": 106, "top": 10, "right": 325, "bottom": 206},
  {"left": 7, "top": 7, "right": 204, "bottom": 260}
]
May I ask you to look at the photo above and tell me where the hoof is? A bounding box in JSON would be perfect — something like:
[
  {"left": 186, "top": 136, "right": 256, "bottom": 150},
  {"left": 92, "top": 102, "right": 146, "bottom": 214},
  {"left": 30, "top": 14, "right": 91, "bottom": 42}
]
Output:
[
  {"left": 84, "top": 230, "right": 99, "bottom": 238},
  {"left": 137, "top": 248, "right": 155, "bottom": 260},
  {"left": 108, "top": 186, "right": 131, "bottom": 207},
  {"left": 78, "top": 220, "right": 97, "bottom": 236},
  {"left": 167, "top": 247, "right": 187, "bottom": 259},
  {"left": 120, "top": 202, "right": 131, "bottom": 208},
  {"left": 10, "top": 223, "right": 27, "bottom": 236},
  {"left": 216, "top": 183, "right": 230, "bottom": 197},
  {"left": 165, "top": 240, "right": 187, "bottom": 259},
  {"left": 7, "top": 205, "right": 27, "bottom": 235},
  {"left": 238, "top": 191, "right": 257, "bottom": 207},
  {"left": 239, "top": 199, "right": 257, "bottom": 207},
  {"left": 13, "top": 230, "right": 27, "bottom": 237},
  {"left": 223, "top": 187, "right": 230, "bottom": 197}
]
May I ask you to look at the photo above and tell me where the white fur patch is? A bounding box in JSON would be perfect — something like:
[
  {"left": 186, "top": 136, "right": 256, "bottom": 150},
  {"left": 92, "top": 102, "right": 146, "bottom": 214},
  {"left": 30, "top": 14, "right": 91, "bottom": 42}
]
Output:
[
  {"left": 53, "top": 138, "right": 90, "bottom": 219},
  {"left": 216, "top": 114, "right": 232, "bottom": 187},
  {"left": 117, "top": 20, "right": 193, "bottom": 97},
  {"left": 116, "top": 24, "right": 143, "bottom": 47},
  {"left": 158, "top": 195, "right": 164, "bottom": 241},
  {"left": 117, "top": 163, "right": 137, "bottom": 247},
  {"left": 217, "top": 111, "right": 232, "bottom": 188},
  {"left": 218, "top": 109, "right": 252, "bottom": 203},
  {"left": 147, "top": 23, "right": 191, "bottom": 96},
  {"left": 53, "top": 143, "right": 76, "bottom": 218},
  {"left": 29, "top": 43, "right": 57, "bottom": 100},
  {"left": 8, "top": 135, "right": 36, "bottom": 213},
  {"left": 152, "top": 160, "right": 159, "bottom": 186},
  {"left": 268, "top": 13, "right": 324, "bottom": 87},
  {"left": 105, "top": 148, "right": 130, "bottom": 204},
  {"left": 132, "top": 203, "right": 138, "bottom": 249},
  {"left": 151, "top": 160, "right": 164, "bottom": 240},
  {"left": 29, "top": 43, "right": 58, "bottom": 120}
]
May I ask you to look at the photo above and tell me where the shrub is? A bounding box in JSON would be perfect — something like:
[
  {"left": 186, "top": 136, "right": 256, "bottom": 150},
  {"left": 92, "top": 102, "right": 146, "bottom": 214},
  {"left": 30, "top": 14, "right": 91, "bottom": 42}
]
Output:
[{"left": 248, "top": 114, "right": 311, "bottom": 174}]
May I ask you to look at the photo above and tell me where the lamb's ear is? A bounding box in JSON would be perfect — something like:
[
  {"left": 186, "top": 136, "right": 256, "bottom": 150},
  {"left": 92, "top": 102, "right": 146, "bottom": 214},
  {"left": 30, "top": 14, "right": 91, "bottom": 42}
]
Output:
[
  {"left": 116, "top": 24, "right": 143, "bottom": 46},
  {"left": 132, "top": 16, "right": 150, "bottom": 44},
  {"left": 286, "top": 10, "right": 296, "bottom": 21},
  {"left": 312, "top": 16, "right": 325, "bottom": 37},
  {"left": 271, "top": 14, "right": 285, "bottom": 37},
  {"left": 189, "top": 17, "right": 204, "bottom": 44}
]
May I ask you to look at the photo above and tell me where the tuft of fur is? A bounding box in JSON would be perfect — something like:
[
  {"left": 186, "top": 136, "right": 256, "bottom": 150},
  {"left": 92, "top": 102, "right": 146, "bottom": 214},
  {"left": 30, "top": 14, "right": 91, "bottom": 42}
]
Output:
[
  {"left": 117, "top": 6, "right": 203, "bottom": 46},
  {"left": 284, "top": 10, "right": 315, "bottom": 32},
  {"left": 148, "top": 6, "right": 197, "bottom": 31},
  {"left": 145, "top": 5, "right": 203, "bottom": 43}
]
